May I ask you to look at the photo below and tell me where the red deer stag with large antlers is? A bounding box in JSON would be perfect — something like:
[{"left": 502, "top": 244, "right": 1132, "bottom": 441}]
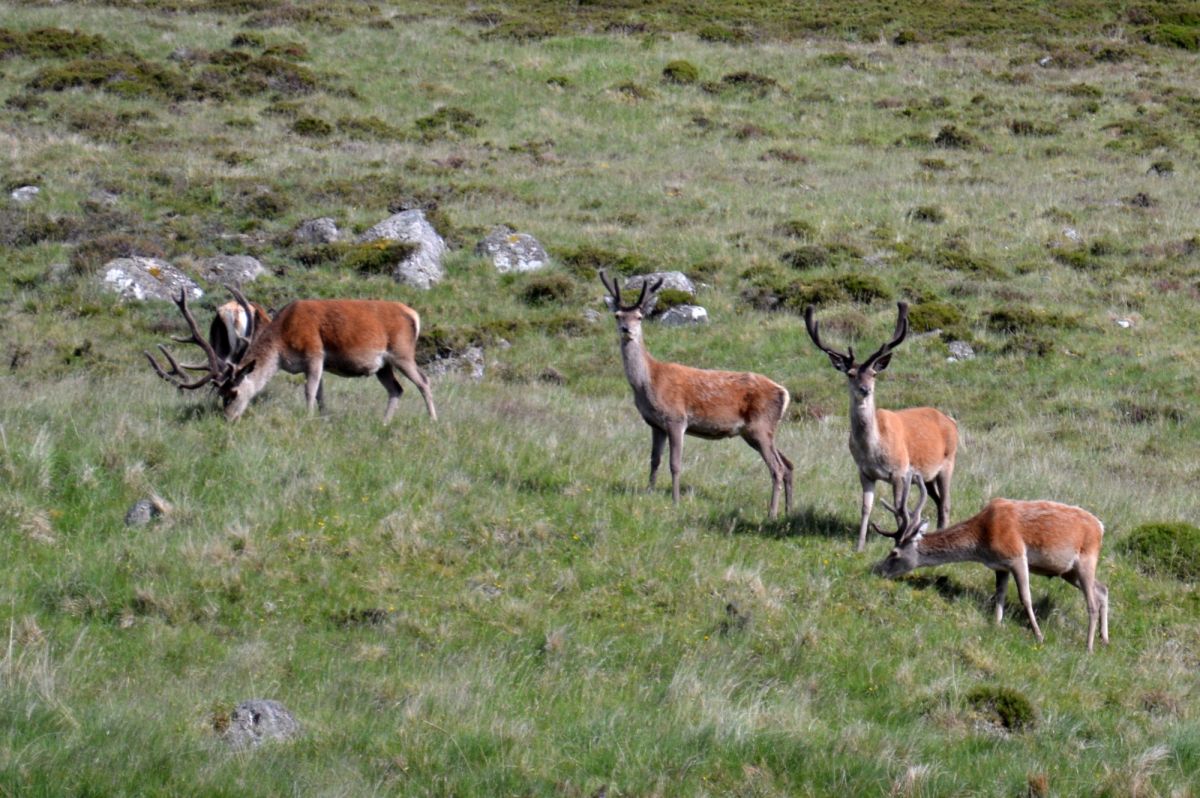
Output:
[
  {"left": 804, "top": 301, "right": 958, "bottom": 551},
  {"left": 600, "top": 270, "right": 794, "bottom": 519},
  {"left": 146, "top": 291, "right": 437, "bottom": 423},
  {"left": 870, "top": 480, "right": 1109, "bottom": 652}
]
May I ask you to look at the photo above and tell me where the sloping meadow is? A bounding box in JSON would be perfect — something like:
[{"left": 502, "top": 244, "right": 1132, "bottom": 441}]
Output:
[{"left": 2, "top": 2, "right": 1199, "bottom": 795}]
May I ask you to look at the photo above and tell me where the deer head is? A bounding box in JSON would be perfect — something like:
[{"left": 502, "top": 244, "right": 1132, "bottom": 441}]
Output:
[
  {"left": 599, "top": 270, "right": 664, "bottom": 343},
  {"left": 804, "top": 302, "right": 909, "bottom": 401}
]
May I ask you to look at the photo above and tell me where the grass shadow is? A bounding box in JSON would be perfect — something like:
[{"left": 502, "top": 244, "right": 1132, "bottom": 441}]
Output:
[
  {"left": 708, "top": 505, "right": 850, "bottom": 540},
  {"left": 895, "top": 573, "right": 1059, "bottom": 633}
]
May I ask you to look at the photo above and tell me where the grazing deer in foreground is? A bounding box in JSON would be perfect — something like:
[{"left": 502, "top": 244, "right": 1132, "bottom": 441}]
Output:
[
  {"left": 599, "top": 270, "right": 794, "bottom": 518},
  {"left": 870, "top": 480, "right": 1109, "bottom": 652},
  {"left": 804, "top": 301, "right": 958, "bottom": 551},
  {"left": 147, "top": 291, "right": 437, "bottom": 423}
]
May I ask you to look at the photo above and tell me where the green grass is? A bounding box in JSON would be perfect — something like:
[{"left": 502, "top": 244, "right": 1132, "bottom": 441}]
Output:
[{"left": 2, "top": 2, "right": 1200, "bottom": 795}]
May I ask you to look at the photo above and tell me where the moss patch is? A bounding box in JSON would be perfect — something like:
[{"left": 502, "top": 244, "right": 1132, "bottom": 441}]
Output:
[
  {"left": 1119, "top": 522, "right": 1200, "bottom": 581},
  {"left": 966, "top": 685, "right": 1037, "bottom": 731}
]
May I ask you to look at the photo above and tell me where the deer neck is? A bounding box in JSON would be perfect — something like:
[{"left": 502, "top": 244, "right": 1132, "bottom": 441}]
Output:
[
  {"left": 913, "top": 520, "right": 983, "bottom": 567},
  {"left": 619, "top": 331, "right": 654, "bottom": 394},
  {"left": 848, "top": 389, "right": 883, "bottom": 454}
]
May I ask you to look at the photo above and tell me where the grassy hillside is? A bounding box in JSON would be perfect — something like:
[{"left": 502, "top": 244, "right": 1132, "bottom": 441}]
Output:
[{"left": 2, "top": 1, "right": 1200, "bottom": 795}]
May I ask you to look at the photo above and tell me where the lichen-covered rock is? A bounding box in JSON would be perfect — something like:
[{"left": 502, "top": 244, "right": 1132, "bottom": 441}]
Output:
[
  {"left": 426, "top": 346, "right": 485, "bottom": 381},
  {"left": 197, "top": 255, "right": 266, "bottom": 286},
  {"left": 657, "top": 305, "right": 708, "bottom": 326},
  {"left": 356, "top": 210, "right": 446, "bottom": 289},
  {"left": 623, "top": 271, "right": 695, "bottom": 296},
  {"left": 475, "top": 225, "right": 548, "bottom": 273},
  {"left": 101, "top": 257, "right": 202, "bottom": 302},
  {"left": 294, "top": 217, "right": 340, "bottom": 245},
  {"left": 223, "top": 699, "right": 300, "bottom": 750}
]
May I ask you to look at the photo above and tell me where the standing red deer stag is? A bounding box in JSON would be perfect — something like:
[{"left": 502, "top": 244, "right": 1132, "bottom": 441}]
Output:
[
  {"left": 870, "top": 481, "right": 1109, "bottom": 652},
  {"left": 804, "top": 301, "right": 958, "bottom": 551},
  {"left": 147, "top": 291, "right": 437, "bottom": 423},
  {"left": 600, "top": 270, "right": 794, "bottom": 518}
]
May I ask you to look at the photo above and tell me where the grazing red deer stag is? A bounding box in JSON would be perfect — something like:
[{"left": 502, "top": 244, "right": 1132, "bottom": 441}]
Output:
[
  {"left": 804, "top": 301, "right": 958, "bottom": 551},
  {"left": 600, "top": 270, "right": 794, "bottom": 518},
  {"left": 147, "top": 291, "right": 437, "bottom": 423},
  {"left": 871, "top": 483, "right": 1109, "bottom": 652}
]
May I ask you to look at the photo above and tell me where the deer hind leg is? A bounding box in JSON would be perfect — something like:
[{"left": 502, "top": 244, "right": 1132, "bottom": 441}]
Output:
[
  {"left": 648, "top": 427, "right": 667, "bottom": 491},
  {"left": 667, "top": 422, "right": 685, "bottom": 505},
  {"left": 743, "top": 431, "right": 786, "bottom": 520},
  {"left": 779, "top": 450, "right": 794, "bottom": 515},
  {"left": 376, "top": 366, "right": 405, "bottom": 424},
  {"left": 931, "top": 466, "right": 952, "bottom": 528},
  {"left": 1065, "top": 567, "right": 1104, "bottom": 652},
  {"left": 1096, "top": 581, "right": 1109, "bottom": 646},
  {"left": 395, "top": 359, "right": 438, "bottom": 421},
  {"left": 1010, "top": 559, "right": 1044, "bottom": 643},
  {"left": 305, "top": 359, "right": 325, "bottom": 414},
  {"left": 857, "top": 473, "right": 877, "bottom": 553},
  {"left": 993, "top": 570, "right": 1010, "bottom": 624}
]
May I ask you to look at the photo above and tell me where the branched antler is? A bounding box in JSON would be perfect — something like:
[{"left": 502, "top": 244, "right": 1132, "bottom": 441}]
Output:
[
  {"left": 144, "top": 289, "right": 229, "bottom": 391},
  {"left": 870, "top": 471, "right": 929, "bottom": 544}
]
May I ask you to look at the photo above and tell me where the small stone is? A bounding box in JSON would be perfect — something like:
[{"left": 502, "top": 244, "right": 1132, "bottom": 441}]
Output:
[
  {"left": 124, "top": 496, "right": 171, "bottom": 527},
  {"left": 197, "top": 255, "right": 266, "bottom": 286},
  {"left": 223, "top": 699, "right": 300, "bottom": 750},
  {"left": 10, "top": 186, "right": 40, "bottom": 204},
  {"left": 947, "top": 340, "right": 976, "bottom": 361},
  {"left": 1115, "top": 318, "right": 1133, "bottom": 329},
  {"left": 293, "top": 217, "right": 341, "bottom": 245}
]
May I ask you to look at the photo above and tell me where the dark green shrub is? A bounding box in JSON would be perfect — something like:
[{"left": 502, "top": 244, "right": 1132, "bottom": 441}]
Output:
[
  {"left": 720, "top": 71, "right": 778, "bottom": 96},
  {"left": 337, "top": 115, "right": 404, "bottom": 140},
  {"left": 818, "top": 52, "right": 866, "bottom": 70},
  {"left": 291, "top": 116, "right": 332, "bottom": 137},
  {"left": 697, "top": 24, "right": 750, "bottom": 45},
  {"left": 1119, "top": 522, "right": 1200, "bottom": 581},
  {"left": 918, "top": 157, "right": 953, "bottom": 171},
  {"left": 229, "top": 32, "right": 265, "bottom": 48},
  {"left": 1146, "top": 24, "right": 1200, "bottom": 50},
  {"left": 1049, "top": 245, "right": 1098, "bottom": 270},
  {"left": 555, "top": 245, "right": 645, "bottom": 280},
  {"left": 966, "top": 686, "right": 1037, "bottom": 731},
  {"left": 662, "top": 60, "right": 699, "bottom": 84},
  {"left": 1010, "top": 119, "right": 1060, "bottom": 136},
  {"left": 1114, "top": 400, "right": 1186, "bottom": 425},
  {"left": 893, "top": 29, "right": 925, "bottom": 46},
  {"left": 934, "top": 124, "right": 980, "bottom": 149},
  {"left": 69, "top": 233, "right": 166, "bottom": 274},
  {"left": 613, "top": 81, "right": 654, "bottom": 101},
  {"left": 908, "top": 205, "right": 945, "bottom": 223},
  {"left": 340, "top": 241, "right": 418, "bottom": 275},
  {"left": 521, "top": 273, "right": 576, "bottom": 306},
  {"left": 414, "top": 106, "right": 484, "bottom": 140},
  {"left": 780, "top": 245, "right": 829, "bottom": 270},
  {"left": 27, "top": 56, "right": 189, "bottom": 100},
  {"left": 933, "top": 246, "right": 1004, "bottom": 278},
  {"left": 0, "top": 27, "right": 108, "bottom": 59},
  {"left": 775, "top": 219, "right": 817, "bottom": 239},
  {"left": 652, "top": 289, "right": 692, "bottom": 312},
  {"left": 1149, "top": 159, "right": 1175, "bottom": 176},
  {"left": 908, "top": 301, "right": 964, "bottom": 334},
  {"left": 838, "top": 273, "right": 892, "bottom": 303},
  {"left": 986, "top": 306, "right": 1077, "bottom": 334},
  {"left": 546, "top": 75, "right": 571, "bottom": 89}
]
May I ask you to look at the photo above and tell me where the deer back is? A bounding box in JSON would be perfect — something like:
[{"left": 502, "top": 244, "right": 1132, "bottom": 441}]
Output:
[
  {"left": 647, "top": 359, "right": 789, "bottom": 432},
  {"left": 257, "top": 299, "right": 421, "bottom": 361}
]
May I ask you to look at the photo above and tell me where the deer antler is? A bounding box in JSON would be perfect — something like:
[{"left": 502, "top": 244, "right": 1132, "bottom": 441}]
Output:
[
  {"left": 870, "top": 472, "right": 929, "bottom": 544},
  {"left": 144, "top": 289, "right": 229, "bottom": 391},
  {"left": 860, "top": 301, "right": 910, "bottom": 371},
  {"left": 804, "top": 305, "right": 854, "bottom": 372}
]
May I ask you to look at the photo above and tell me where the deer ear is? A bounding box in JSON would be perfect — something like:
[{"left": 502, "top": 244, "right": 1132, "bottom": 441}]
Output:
[
  {"left": 826, "top": 352, "right": 852, "bottom": 373},
  {"left": 233, "top": 360, "right": 257, "bottom": 385},
  {"left": 872, "top": 352, "right": 894, "bottom": 373}
]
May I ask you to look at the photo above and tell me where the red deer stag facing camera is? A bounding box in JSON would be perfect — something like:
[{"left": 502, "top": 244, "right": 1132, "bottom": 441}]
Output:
[
  {"left": 600, "top": 270, "right": 794, "bottom": 519},
  {"left": 147, "top": 290, "right": 437, "bottom": 423},
  {"left": 804, "top": 301, "right": 958, "bottom": 551},
  {"left": 871, "top": 481, "right": 1109, "bottom": 652}
]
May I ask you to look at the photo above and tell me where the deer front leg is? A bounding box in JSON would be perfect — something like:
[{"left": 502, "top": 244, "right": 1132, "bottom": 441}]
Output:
[
  {"left": 648, "top": 426, "right": 667, "bottom": 492},
  {"left": 667, "top": 422, "right": 685, "bottom": 505},
  {"left": 993, "top": 570, "right": 1009, "bottom": 624},
  {"left": 857, "top": 472, "right": 876, "bottom": 552}
]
